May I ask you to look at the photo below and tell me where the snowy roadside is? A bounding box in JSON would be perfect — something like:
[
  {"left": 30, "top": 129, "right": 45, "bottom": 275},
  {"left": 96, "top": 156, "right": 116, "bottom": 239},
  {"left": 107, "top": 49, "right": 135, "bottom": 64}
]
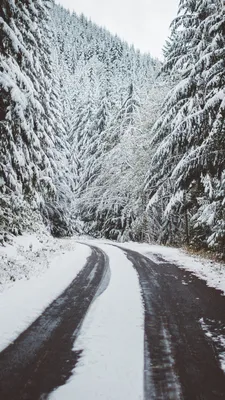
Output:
[
  {"left": 0, "top": 232, "right": 71, "bottom": 292},
  {"left": 50, "top": 244, "right": 144, "bottom": 400},
  {"left": 0, "top": 233, "right": 90, "bottom": 352}
]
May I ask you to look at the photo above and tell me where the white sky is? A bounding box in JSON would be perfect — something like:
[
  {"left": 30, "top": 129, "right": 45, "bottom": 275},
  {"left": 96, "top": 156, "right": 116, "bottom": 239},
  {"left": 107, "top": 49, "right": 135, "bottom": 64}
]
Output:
[{"left": 55, "top": 0, "right": 179, "bottom": 59}]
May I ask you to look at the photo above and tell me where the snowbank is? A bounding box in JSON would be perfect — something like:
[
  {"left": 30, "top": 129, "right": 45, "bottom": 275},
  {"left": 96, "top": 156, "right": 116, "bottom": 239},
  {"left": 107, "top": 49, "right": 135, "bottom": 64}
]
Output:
[{"left": 0, "top": 233, "right": 57, "bottom": 291}]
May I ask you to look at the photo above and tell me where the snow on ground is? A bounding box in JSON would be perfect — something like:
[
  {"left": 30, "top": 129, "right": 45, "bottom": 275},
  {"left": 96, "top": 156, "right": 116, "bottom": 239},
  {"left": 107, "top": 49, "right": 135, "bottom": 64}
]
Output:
[
  {"left": 200, "top": 318, "right": 225, "bottom": 373},
  {"left": 50, "top": 244, "right": 144, "bottom": 400},
  {"left": 0, "top": 233, "right": 58, "bottom": 291},
  {"left": 0, "top": 234, "right": 90, "bottom": 352},
  {"left": 2, "top": 234, "right": 225, "bottom": 396},
  {"left": 74, "top": 237, "right": 225, "bottom": 296}
]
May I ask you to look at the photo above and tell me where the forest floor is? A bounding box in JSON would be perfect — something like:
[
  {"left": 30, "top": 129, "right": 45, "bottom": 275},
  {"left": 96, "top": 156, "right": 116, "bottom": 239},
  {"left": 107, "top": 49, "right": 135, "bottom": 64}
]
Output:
[{"left": 1, "top": 235, "right": 225, "bottom": 399}]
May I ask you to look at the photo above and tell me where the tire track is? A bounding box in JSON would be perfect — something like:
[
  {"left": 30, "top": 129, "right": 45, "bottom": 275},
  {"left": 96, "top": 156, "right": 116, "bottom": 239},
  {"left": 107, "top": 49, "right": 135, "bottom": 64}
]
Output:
[
  {"left": 120, "top": 246, "right": 225, "bottom": 400},
  {"left": 0, "top": 245, "right": 109, "bottom": 400}
]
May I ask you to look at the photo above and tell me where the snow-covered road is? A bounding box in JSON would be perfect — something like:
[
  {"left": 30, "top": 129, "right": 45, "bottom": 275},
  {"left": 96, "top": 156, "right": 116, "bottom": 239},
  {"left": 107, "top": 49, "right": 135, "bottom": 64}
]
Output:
[
  {"left": 50, "top": 244, "right": 144, "bottom": 400},
  {"left": 0, "top": 241, "right": 91, "bottom": 352},
  {"left": 1, "top": 237, "right": 225, "bottom": 400},
  {"left": 0, "top": 244, "right": 108, "bottom": 399}
]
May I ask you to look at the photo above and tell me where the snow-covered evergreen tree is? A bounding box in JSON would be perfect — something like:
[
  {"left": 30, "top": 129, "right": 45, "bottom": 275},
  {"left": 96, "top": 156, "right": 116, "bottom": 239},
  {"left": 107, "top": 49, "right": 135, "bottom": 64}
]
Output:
[
  {"left": 0, "top": 0, "right": 56, "bottom": 234},
  {"left": 0, "top": 0, "right": 161, "bottom": 238},
  {"left": 145, "top": 0, "right": 225, "bottom": 254}
]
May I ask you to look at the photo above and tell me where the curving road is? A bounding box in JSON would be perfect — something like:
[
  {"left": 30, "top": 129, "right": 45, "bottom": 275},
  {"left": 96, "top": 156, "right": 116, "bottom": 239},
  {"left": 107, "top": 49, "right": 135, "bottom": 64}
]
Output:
[
  {"left": 0, "top": 245, "right": 109, "bottom": 400},
  {"left": 122, "top": 246, "right": 225, "bottom": 400},
  {"left": 1, "top": 242, "right": 225, "bottom": 400}
]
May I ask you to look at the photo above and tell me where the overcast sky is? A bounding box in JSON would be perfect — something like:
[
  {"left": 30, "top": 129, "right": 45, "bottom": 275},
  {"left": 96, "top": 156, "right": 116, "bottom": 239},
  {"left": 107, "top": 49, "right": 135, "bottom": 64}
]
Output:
[{"left": 55, "top": 0, "right": 179, "bottom": 59}]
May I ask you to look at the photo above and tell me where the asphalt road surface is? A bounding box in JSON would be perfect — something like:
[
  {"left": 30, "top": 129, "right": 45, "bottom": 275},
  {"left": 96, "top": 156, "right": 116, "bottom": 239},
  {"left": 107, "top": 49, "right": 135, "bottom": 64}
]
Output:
[
  {"left": 0, "top": 245, "right": 109, "bottom": 400},
  {"left": 122, "top": 247, "right": 225, "bottom": 400},
  {"left": 1, "top": 243, "right": 225, "bottom": 400}
]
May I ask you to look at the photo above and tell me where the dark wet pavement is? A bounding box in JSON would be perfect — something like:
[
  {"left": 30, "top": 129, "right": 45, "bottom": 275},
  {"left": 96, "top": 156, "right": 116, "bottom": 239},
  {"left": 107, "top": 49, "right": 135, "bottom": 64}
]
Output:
[{"left": 0, "top": 245, "right": 108, "bottom": 400}]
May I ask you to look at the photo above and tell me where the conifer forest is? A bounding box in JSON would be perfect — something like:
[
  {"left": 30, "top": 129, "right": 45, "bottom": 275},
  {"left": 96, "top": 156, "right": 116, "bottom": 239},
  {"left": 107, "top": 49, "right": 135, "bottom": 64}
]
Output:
[{"left": 0, "top": 0, "right": 225, "bottom": 257}]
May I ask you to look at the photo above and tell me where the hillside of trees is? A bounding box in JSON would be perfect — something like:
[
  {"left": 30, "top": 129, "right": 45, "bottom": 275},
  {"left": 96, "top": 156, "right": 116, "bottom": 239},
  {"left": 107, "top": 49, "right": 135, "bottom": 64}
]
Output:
[{"left": 0, "top": 0, "right": 224, "bottom": 257}]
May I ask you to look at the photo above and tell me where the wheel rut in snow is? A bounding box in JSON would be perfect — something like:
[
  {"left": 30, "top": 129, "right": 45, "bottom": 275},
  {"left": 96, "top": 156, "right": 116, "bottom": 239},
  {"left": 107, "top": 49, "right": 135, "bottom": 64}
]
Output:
[
  {"left": 120, "top": 246, "right": 225, "bottom": 400},
  {"left": 0, "top": 245, "right": 109, "bottom": 400}
]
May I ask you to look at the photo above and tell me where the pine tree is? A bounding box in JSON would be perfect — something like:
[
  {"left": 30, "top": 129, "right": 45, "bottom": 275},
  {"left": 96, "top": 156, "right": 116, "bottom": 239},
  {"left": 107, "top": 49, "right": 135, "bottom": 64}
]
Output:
[
  {"left": 145, "top": 0, "right": 225, "bottom": 252},
  {"left": 0, "top": 0, "right": 162, "bottom": 239},
  {"left": 0, "top": 0, "right": 56, "bottom": 234}
]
